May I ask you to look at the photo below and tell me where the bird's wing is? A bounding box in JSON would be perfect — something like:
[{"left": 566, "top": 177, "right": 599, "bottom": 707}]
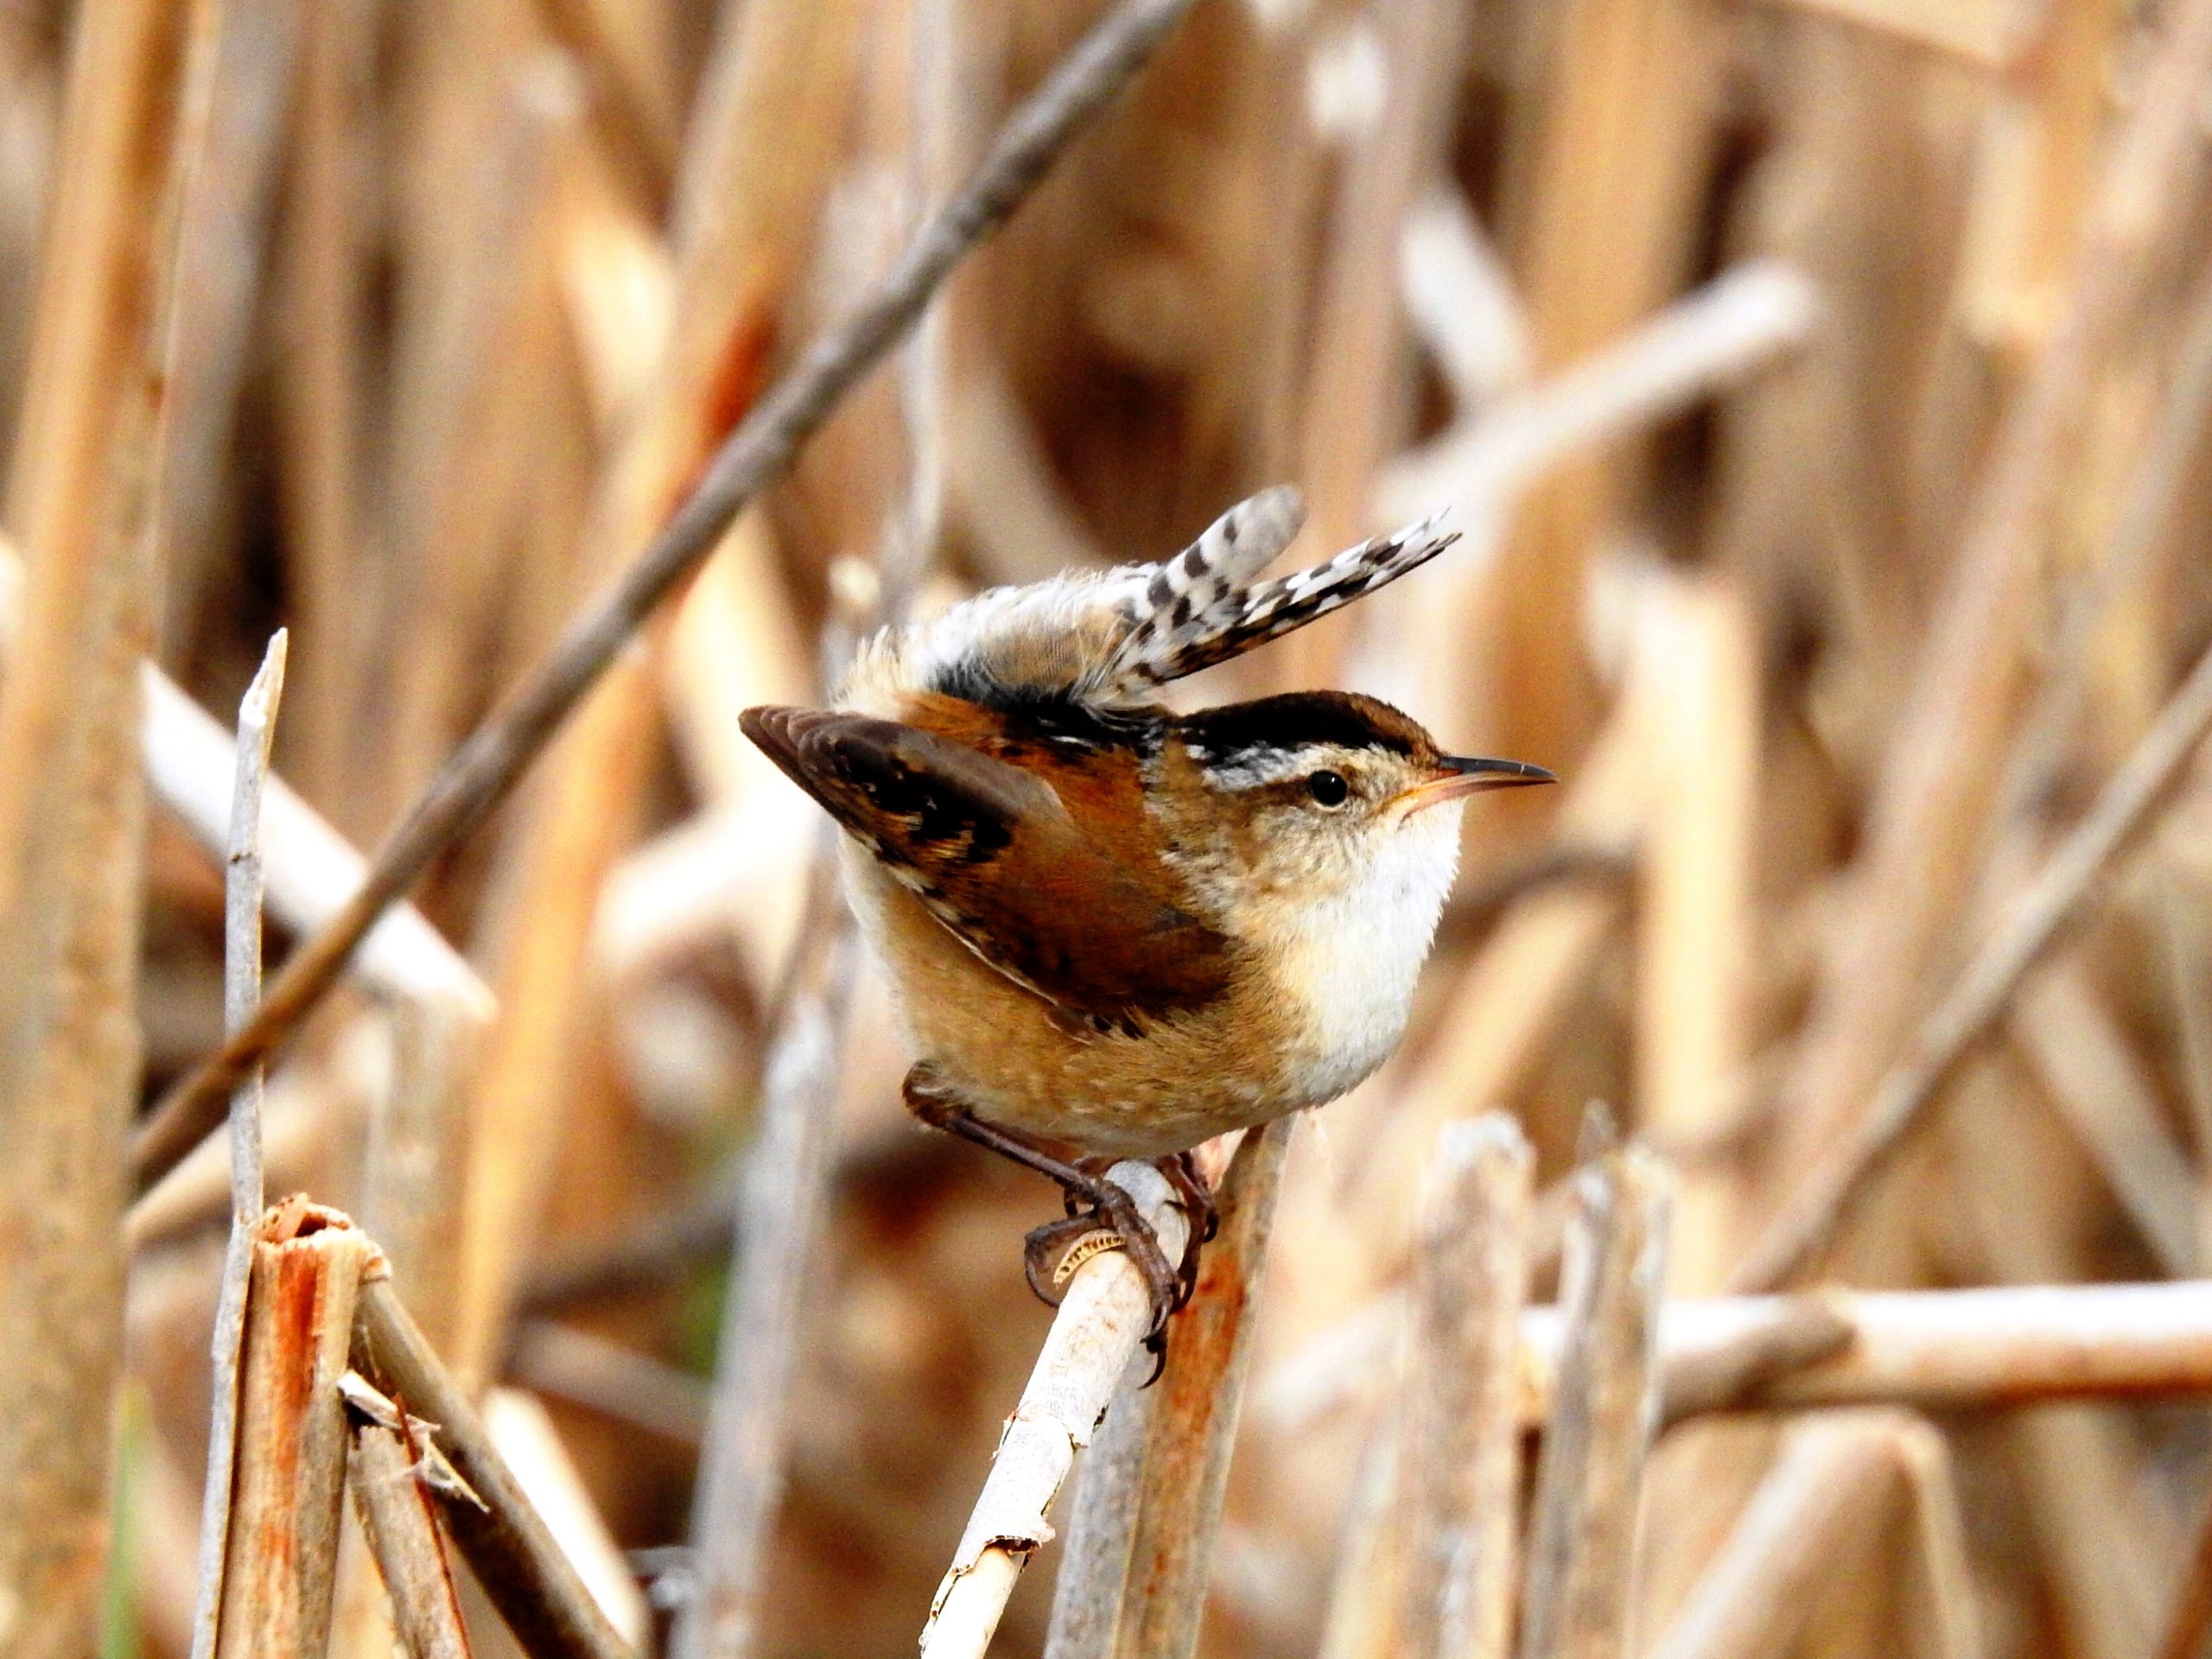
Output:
[{"left": 741, "top": 705, "right": 1233, "bottom": 1034}]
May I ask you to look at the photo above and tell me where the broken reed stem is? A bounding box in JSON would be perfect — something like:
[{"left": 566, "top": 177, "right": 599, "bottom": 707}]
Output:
[
  {"left": 1041, "top": 1122, "right": 1292, "bottom": 1659},
  {"left": 670, "top": 930, "right": 857, "bottom": 1659},
  {"left": 137, "top": 0, "right": 1205, "bottom": 1190},
  {"left": 920, "top": 1164, "right": 1192, "bottom": 1659},
  {"left": 212, "top": 1202, "right": 376, "bottom": 1659},
  {"left": 1729, "top": 629, "right": 2212, "bottom": 1293},
  {"left": 348, "top": 1272, "right": 636, "bottom": 1659},
  {"left": 340, "top": 1373, "right": 474, "bottom": 1659},
  {"left": 1395, "top": 1116, "right": 1533, "bottom": 1659},
  {"left": 1040, "top": 1349, "right": 1158, "bottom": 1659},
  {"left": 187, "top": 628, "right": 285, "bottom": 1659},
  {"left": 1516, "top": 1146, "right": 1671, "bottom": 1659}
]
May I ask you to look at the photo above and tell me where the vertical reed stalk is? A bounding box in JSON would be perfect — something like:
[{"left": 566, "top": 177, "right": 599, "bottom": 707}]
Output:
[
  {"left": 1518, "top": 1146, "right": 1671, "bottom": 1659},
  {"left": 189, "top": 629, "right": 286, "bottom": 1659},
  {"left": 1394, "top": 1116, "right": 1534, "bottom": 1659}
]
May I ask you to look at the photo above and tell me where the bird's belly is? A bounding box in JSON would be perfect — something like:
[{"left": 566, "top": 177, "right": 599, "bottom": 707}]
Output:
[{"left": 841, "top": 849, "right": 1292, "bottom": 1160}]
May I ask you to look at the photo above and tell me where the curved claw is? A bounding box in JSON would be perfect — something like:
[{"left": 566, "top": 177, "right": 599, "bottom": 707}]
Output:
[
  {"left": 1021, "top": 1213, "right": 1100, "bottom": 1307},
  {"left": 1094, "top": 1185, "right": 1181, "bottom": 1342},
  {"left": 1138, "top": 1329, "right": 1168, "bottom": 1387},
  {"left": 1018, "top": 1182, "right": 1183, "bottom": 1351}
]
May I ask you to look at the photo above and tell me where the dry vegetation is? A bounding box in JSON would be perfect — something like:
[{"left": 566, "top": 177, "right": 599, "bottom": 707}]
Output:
[{"left": 6, "top": 0, "right": 2212, "bottom": 1655}]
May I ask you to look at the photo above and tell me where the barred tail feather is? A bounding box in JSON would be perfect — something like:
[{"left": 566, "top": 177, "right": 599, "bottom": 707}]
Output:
[
  {"left": 1110, "top": 512, "right": 1460, "bottom": 690},
  {"left": 840, "top": 487, "right": 1459, "bottom": 715},
  {"left": 1098, "top": 485, "right": 1306, "bottom": 693}
]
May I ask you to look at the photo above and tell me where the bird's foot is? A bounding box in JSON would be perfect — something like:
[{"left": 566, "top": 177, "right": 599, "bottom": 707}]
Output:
[
  {"left": 1021, "top": 1181, "right": 1181, "bottom": 1338},
  {"left": 1055, "top": 1148, "right": 1217, "bottom": 1313},
  {"left": 1029, "top": 1187, "right": 1179, "bottom": 1385},
  {"left": 901, "top": 1067, "right": 1202, "bottom": 1365}
]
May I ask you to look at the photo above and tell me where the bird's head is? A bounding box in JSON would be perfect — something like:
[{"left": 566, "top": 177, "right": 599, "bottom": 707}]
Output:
[
  {"left": 1170, "top": 689, "right": 1548, "bottom": 891},
  {"left": 1161, "top": 689, "right": 1550, "bottom": 923},
  {"left": 1157, "top": 689, "right": 1550, "bottom": 1093}
]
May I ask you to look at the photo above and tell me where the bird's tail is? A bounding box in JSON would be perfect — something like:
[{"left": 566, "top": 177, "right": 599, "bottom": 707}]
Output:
[{"left": 1098, "top": 493, "right": 1459, "bottom": 696}]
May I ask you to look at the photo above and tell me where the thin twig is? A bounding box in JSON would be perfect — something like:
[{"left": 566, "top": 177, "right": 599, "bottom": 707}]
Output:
[
  {"left": 137, "top": 0, "right": 1205, "bottom": 1191},
  {"left": 340, "top": 1372, "right": 474, "bottom": 1659},
  {"left": 1395, "top": 1116, "right": 1533, "bottom": 1659},
  {"left": 187, "top": 626, "right": 286, "bottom": 1659},
  {"left": 669, "top": 928, "right": 857, "bottom": 1659},
  {"left": 919, "top": 1165, "right": 1192, "bottom": 1659},
  {"left": 349, "top": 1271, "right": 637, "bottom": 1659},
  {"left": 1729, "top": 631, "right": 2212, "bottom": 1293}
]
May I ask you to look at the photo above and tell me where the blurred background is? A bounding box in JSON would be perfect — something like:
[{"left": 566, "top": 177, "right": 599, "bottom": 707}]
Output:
[{"left": 6, "top": 0, "right": 2212, "bottom": 1653}]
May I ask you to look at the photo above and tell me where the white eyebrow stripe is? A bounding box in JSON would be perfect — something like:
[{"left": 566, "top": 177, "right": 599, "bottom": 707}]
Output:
[{"left": 1192, "top": 744, "right": 1351, "bottom": 791}]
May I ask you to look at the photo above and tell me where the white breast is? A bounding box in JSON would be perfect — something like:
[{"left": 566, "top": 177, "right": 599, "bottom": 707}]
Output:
[{"left": 1268, "top": 805, "right": 1463, "bottom": 1104}]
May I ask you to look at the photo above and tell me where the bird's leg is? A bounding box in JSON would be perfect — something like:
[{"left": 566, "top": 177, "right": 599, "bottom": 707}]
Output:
[
  {"left": 1154, "top": 1150, "right": 1218, "bottom": 1306},
  {"left": 902, "top": 1068, "right": 1183, "bottom": 1338}
]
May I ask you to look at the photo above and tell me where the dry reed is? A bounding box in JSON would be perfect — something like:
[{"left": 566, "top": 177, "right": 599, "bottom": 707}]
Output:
[{"left": 10, "top": 0, "right": 2212, "bottom": 1653}]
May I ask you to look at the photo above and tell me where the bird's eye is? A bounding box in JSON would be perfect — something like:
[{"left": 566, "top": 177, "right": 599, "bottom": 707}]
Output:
[{"left": 1306, "top": 769, "right": 1350, "bottom": 808}]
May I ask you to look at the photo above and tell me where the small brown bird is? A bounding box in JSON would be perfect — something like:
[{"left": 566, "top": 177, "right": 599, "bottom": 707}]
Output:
[{"left": 744, "top": 488, "right": 1549, "bottom": 1331}]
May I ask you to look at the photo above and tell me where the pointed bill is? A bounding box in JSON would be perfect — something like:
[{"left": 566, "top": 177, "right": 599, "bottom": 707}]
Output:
[{"left": 1393, "top": 754, "right": 1555, "bottom": 815}]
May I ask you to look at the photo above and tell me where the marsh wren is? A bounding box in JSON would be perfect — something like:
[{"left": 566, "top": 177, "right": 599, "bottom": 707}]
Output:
[{"left": 743, "top": 487, "right": 1550, "bottom": 1333}]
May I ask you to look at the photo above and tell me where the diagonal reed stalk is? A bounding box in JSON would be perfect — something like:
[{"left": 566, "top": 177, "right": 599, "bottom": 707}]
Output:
[{"left": 133, "top": 0, "right": 1207, "bottom": 1192}]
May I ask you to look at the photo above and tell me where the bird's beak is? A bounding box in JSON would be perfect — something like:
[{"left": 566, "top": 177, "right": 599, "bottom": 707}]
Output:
[{"left": 1394, "top": 754, "right": 1556, "bottom": 815}]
